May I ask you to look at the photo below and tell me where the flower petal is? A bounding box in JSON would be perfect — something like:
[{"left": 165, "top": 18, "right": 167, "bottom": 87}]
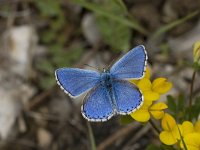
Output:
[
  {"left": 150, "top": 102, "right": 168, "bottom": 120},
  {"left": 130, "top": 109, "right": 150, "bottom": 122},
  {"left": 159, "top": 131, "right": 178, "bottom": 145},
  {"left": 150, "top": 102, "right": 168, "bottom": 110},
  {"left": 182, "top": 133, "right": 200, "bottom": 150},
  {"left": 152, "top": 78, "right": 173, "bottom": 94},
  {"left": 142, "top": 100, "right": 153, "bottom": 108},
  {"left": 173, "top": 124, "right": 182, "bottom": 140},
  {"left": 144, "top": 67, "right": 151, "bottom": 79},
  {"left": 143, "top": 91, "right": 160, "bottom": 101},
  {"left": 161, "top": 113, "right": 176, "bottom": 131},
  {"left": 151, "top": 111, "right": 165, "bottom": 120},
  {"left": 182, "top": 121, "right": 195, "bottom": 137},
  {"left": 137, "top": 78, "right": 152, "bottom": 92}
]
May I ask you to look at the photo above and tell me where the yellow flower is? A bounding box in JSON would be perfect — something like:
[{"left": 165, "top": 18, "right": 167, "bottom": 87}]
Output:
[
  {"left": 137, "top": 78, "right": 159, "bottom": 101},
  {"left": 149, "top": 102, "right": 168, "bottom": 120},
  {"left": 152, "top": 78, "right": 173, "bottom": 94},
  {"left": 159, "top": 113, "right": 182, "bottom": 145},
  {"left": 130, "top": 68, "right": 172, "bottom": 102},
  {"left": 130, "top": 100, "right": 152, "bottom": 122},
  {"left": 130, "top": 102, "right": 167, "bottom": 122},
  {"left": 182, "top": 133, "right": 200, "bottom": 150},
  {"left": 193, "top": 41, "right": 200, "bottom": 66},
  {"left": 181, "top": 120, "right": 200, "bottom": 137},
  {"left": 182, "top": 121, "right": 195, "bottom": 137},
  {"left": 130, "top": 67, "right": 171, "bottom": 123},
  {"left": 180, "top": 120, "right": 200, "bottom": 149},
  {"left": 137, "top": 78, "right": 172, "bottom": 102}
]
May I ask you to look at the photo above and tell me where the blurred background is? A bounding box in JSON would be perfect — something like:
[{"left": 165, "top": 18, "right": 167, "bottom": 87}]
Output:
[{"left": 0, "top": 0, "right": 200, "bottom": 150}]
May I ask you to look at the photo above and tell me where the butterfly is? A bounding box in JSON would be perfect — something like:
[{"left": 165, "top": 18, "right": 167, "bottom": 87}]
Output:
[{"left": 55, "top": 45, "right": 148, "bottom": 122}]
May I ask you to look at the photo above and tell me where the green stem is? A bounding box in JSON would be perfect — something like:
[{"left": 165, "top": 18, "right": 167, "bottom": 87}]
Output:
[
  {"left": 149, "top": 119, "right": 160, "bottom": 134},
  {"left": 189, "top": 70, "right": 196, "bottom": 107},
  {"left": 87, "top": 121, "right": 96, "bottom": 150},
  {"left": 177, "top": 124, "right": 188, "bottom": 150},
  {"left": 150, "top": 11, "right": 199, "bottom": 41}
]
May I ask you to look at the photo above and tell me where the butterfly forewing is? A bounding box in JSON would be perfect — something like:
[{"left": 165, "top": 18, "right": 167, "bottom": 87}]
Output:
[
  {"left": 110, "top": 45, "right": 147, "bottom": 80},
  {"left": 55, "top": 68, "right": 100, "bottom": 98}
]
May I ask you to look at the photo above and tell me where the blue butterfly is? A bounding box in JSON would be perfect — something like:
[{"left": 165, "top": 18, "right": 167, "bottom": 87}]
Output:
[{"left": 55, "top": 45, "right": 148, "bottom": 122}]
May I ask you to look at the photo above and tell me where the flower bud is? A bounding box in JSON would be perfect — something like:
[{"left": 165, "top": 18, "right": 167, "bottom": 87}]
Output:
[{"left": 193, "top": 41, "right": 200, "bottom": 66}]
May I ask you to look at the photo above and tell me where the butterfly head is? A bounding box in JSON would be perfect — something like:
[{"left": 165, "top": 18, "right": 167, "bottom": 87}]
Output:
[{"left": 103, "top": 68, "right": 110, "bottom": 73}]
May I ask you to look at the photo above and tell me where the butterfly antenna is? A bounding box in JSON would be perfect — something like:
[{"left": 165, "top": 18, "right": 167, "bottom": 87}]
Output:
[
  {"left": 84, "top": 64, "right": 100, "bottom": 71},
  {"left": 107, "top": 55, "right": 118, "bottom": 70}
]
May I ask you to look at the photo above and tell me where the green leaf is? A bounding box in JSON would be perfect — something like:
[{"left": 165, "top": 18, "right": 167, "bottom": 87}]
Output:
[
  {"left": 40, "top": 76, "right": 56, "bottom": 89},
  {"left": 96, "top": 15, "right": 131, "bottom": 52},
  {"left": 41, "top": 30, "right": 57, "bottom": 43},
  {"left": 50, "top": 43, "right": 84, "bottom": 67},
  {"left": 146, "top": 144, "right": 161, "bottom": 150},
  {"left": 113, "top": 0, "right": 128, "bottom": 14},
  {"left": 51, "top": 15, "right": 65, "bottom": 31},
  {"left": 146, "top": 144, "right": 176, "bottom": 150},
  {"left": 167, "top": 95, "right": 177, "bottom": 115},
  {"left": 35, "top": 0, "right": 62, "bottom": 16},
  {"left": 36, "top": 59, "right": 55, "bottom": 75},
  {"left": 190, "top": 97, "right": 200, "bottom": 120},
  {"left": 94, "top": 0, "right": 131, "bottom": 51},
  {"left": 73, "top": 0, "right": 148, "bottom": 35},
  {"left": 193, "top": 62, "right": 200, "bottom": 71},
  {"left": 69, "top": 45, "right": 84, "bottom": 60},
  {"left": 177, "top": 94, "right": 186, "bottom": 121},
  {"left": 120, "top": 115, "right": 134, "bottom": 125},
  {"left": 160, "top": 144, "right": 177, "bottom": 150},
  {"left": 177, "top": 94, "right": 185, "bottom": 112}
]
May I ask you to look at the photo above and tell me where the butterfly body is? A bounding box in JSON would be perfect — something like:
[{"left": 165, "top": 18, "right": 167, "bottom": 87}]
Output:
[
  {"left": 55, "top": 45, "right": 148, "bottom": 122},
  {"left": 100, "top": 70, "right": 118, "bottom": 113},
  {"left": 100, "top": 70, "right": 112, "bottom": 86}
]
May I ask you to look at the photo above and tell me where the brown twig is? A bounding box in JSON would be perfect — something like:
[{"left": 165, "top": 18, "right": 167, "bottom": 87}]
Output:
[
  {"left": 0, "top": 138, "right": 38, "bottom": 149},
  {"left": 149, "top": 119, "right": 160, "bottom": 134},
  {"left": 28, "top": 86, "right": 55, "bottom": 110},
  {"left": 97, "top": 122, "right": 140, "bottom": 150},
  {"left": 122, "top": 124, "right": 151, "bottom": 150}
]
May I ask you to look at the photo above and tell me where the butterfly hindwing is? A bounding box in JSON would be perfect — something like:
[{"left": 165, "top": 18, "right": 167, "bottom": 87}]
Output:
[
  {"left": 55, "top": 68, "right": 100, "bottom": 98},
  {"left": 110, "top": 45, "right": 147, "bottom": 80},
  {"left": 112, "top": 80, "right": 143, "bottom": 115},
  {"left": 81, "top": 85, "right": 114, "bottom": 122}
]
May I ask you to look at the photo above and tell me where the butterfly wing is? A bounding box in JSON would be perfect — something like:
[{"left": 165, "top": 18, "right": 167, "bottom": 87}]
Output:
[
  {"left": 112, "top": 80, "right": 143, "bottom": 115},
  {"left": 55, "top": 68, "right": 100, "bottom": 98},
  {"left": 81, "top": 85, "right": 114, "bottom": 122},
  {"left": 110, "top": 45, "right": 147, "bottom": 80}
]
